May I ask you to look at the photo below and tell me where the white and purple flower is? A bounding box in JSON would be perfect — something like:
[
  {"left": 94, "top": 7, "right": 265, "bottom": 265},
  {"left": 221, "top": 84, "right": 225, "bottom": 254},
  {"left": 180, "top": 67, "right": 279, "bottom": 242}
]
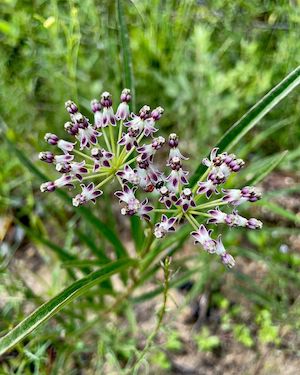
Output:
[
  {"left": 91, "top": 148, "right": 113, "bottom": 171},
  {"left": 116, "top": 88, "right": 131, "bottom": 121},
  {"left": 72, "top": 183, "right": 103, "bottom": 206},
  {"left": 40, "top": 174, "right": 74, "bottom": 192},
  {"left": 191, "top": 225, "right": 216, "bottom": 254},
  {"left": 40, "top": 90, "right": 263, "bottom": 269},
  {"left": 154, "top": 215, "right": 177, "bottom": 238}
]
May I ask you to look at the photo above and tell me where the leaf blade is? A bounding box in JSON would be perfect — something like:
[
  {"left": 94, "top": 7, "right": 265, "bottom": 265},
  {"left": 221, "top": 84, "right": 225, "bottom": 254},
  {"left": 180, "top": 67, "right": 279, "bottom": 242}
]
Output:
[
  {"left": 117, "top": 0, "right": 135, "bottom": 111},
  {"left": 190, "top": 66, "right": 300, "bottom": 186},
  {"left": 0, "top": 258, "right": 136, "bottom": 355}
]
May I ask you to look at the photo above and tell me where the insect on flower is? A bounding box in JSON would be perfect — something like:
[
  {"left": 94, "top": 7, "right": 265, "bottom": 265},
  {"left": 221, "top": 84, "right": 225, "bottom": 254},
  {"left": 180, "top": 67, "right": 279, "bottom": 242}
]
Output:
[{"left": 39, "top": 89, "right": 263, "bottom": 267}]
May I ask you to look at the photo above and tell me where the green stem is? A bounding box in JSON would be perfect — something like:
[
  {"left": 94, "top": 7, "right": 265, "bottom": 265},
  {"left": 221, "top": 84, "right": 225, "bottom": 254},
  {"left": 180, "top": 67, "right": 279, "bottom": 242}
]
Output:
[
  {"left": 120, "top": 155, "right": 138, "bottom": 168},
  {"left": 102, "top": 127, "right": 112, "bottom": 153},
  {"left": 194, "top": 199, "right": 225, "bottom": 210},
  {"left": 185, "top": 214, "right": 199, "bottom": 230},
  {"left": 189, "top": 211, "right": 211, "bottom": 218},
  {"left": 80, "top": 172, "right": 109, "bottom": 182},
  {"left": 153, "top": 209, "right": 177, "bottom": 213},
  {"left": 130, "top": 258, "right": 171, "bottom": 373},
  {"left": 95, "top": 174, "right": 114, "bottom": 189},
  {"left": 73, "top": 149, "right": 94, "bottom": 162},
  {"left": 117, "top": 120, "right": 123, "bottom": 157},
  {"left": 120, "top": 131, "right": 144, "bottom": 164},
  {"left": 109, "top": 125, "right": 116, "bottom": 154},
  {"left": 192, "top": 169, "right": 209, "bottom": 194}
]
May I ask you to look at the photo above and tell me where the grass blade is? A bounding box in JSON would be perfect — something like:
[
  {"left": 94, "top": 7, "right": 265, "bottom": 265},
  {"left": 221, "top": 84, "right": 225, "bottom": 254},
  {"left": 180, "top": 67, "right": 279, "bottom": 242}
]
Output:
[
  {"left": 257, "top": 201, "right": 300, "bottom": 224},
  {"left": 117, "top": 0, "right": 135, "bottom": 112},
  {"left": 76, "top": 229, "right": 110, "bottom": 262},
  {"left": 246, "top": 150, "right": 288, "bottom": 185},
  {"left": 0, "top": 258, "right": 136, "bottom": 355},
  {"left": 130, "top": 215, "right": 145, "bottom": 252},
  {"left": 190, "top": 66, "right": 300, "bottom": 186}
]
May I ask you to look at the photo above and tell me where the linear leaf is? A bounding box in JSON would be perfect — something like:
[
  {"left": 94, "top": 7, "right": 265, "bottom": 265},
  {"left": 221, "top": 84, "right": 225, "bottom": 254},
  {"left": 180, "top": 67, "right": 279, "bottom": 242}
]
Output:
[
  {"left": 76, "top": 229, "right": 110, "bottom": 262},
  {"left": 190, "top": 66, "right": 300, "bottom": 186},
  {"left": 62, "top": 259, "right": 109, "bottom": 268},
  {"left": 246, "top": 150, "right": 288, "bottom": 185},
  {"left": 257, "top": 201, "right": 300, "bottom": 223},
  {"left": 0, "top": 258, "right": 136, "bottom": 355},
  {"left": 130, "top": 215, "right": 145, "bottom": 252},
  {"left": 117, "top": 0, "right": 136, "bottom": 111}
]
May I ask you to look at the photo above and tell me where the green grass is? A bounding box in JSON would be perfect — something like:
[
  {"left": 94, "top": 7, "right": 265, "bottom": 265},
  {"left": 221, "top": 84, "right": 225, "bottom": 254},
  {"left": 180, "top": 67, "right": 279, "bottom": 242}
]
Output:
[{"left": 1, "top": 0, "right": 300, "bottom": 373}]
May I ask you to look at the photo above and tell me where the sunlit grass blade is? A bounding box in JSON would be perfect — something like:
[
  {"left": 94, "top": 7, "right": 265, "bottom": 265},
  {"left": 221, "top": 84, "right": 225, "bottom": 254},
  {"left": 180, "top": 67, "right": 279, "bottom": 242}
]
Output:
[
  {"left": 257, "top": 201, "right": 300, "bottom": 224},
  {"left": 239, "top": 119, "right": 291, "bottom": 158},
  {"left": 117, "top": 0, "right": 135, "bottom": 112},
  {"left": 0, "top": 258, "right": 136, "bottom": 355},
  {"left": 190, "top": 66, "right": 300, "bottom": 186},
  {"left": 62, "top": 259, "right": 110, "bottom": 268},
  {"left": 245, "top": 150, "right": 288, "bottom": 185}
]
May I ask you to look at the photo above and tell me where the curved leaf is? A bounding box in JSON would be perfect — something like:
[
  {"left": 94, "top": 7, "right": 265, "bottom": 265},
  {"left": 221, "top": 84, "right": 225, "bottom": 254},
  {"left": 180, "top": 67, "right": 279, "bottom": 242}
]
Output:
[
  {"left": 190, "top": 66, "right": 300, "bottom": 186},
  {"left": 246, "top": 150, "right": 288, "bottom": 185},
  {"left": 0, "top": 258, "right": 136, "bottom": 355}
]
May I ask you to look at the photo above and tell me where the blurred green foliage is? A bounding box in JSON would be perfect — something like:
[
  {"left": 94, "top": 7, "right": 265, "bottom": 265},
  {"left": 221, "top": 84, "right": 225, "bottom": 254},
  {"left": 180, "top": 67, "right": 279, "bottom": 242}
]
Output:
[{"left": 0, "top": 0, "right": 300, "bottom": 373}]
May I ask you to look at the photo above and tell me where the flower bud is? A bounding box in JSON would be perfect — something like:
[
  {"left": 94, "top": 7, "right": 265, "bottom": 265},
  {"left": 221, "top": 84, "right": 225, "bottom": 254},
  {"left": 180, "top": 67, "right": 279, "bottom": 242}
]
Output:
[
  {"left": 90, "top": 99, "right": 102, "bottom": 113},
  {"left": 44, "top": 133, "right": 59, "bottom": 145},
  {"left": 120, "top": 88, "right": 131, "bottom": 103},
  {"left": 139, "top": 105, "right": 151, "bottom": 120},
  {"left": 151, "top": 106, "right": 164, "bottom": 121},
  {"left": 39, "top": 151, "right": 55, "bottom": 163},
  {"left": 168, "top": 133, "right": 178, "bottom": 148},
  {"left": 64, "top": 121, "right": 79, "bottom": 136},
  {"left": 100, "top": 92, "right": 112, "bottom": 107},
  {"left": 65, "top": 100, "right": 78, "bottom": 114}
]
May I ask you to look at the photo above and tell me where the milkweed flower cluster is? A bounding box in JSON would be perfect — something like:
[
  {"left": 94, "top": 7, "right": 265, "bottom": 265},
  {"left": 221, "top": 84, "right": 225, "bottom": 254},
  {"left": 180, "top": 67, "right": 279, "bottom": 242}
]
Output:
[{"left": 39, "top": 89, "right": 263, "bottom": 268}]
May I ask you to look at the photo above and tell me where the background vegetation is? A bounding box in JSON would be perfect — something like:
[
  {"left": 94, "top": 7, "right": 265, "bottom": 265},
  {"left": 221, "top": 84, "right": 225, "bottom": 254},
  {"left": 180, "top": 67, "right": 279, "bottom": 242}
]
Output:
[{"left": 0, "top": 0, "right": 300, "bottom": 373}]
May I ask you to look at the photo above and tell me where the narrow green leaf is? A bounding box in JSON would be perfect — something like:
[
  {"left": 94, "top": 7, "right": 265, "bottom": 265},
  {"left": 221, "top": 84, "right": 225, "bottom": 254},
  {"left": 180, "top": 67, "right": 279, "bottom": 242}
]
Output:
[
  {"left": 190, "top": 66, "right": 300, "bottom": 186},
  {"left": 0, "top": 258, "right": 136, "bottom": 355},
  {"left": 130, "top": 216, "right": 145, "bottom": 252},
  {"left": 77, "top": 229, "right": 110, "bottom": 262},
  {"left": 62, "top": 259, "right": 109, "bottom": 268},
  {"left": 239, "top": 119, "right": 291, "bottom": 157},
  {"left": 18, "top": 222, "right": 76, "bottom": 262},
  {"left": 246, "top": 150, "right": 288, "bottom": 185},
  {"left": 117, "top": 0, "right": 136, "bottom": 111},
  {"left": 257, "top": 201, "right": 300, "bottom": 223}
]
